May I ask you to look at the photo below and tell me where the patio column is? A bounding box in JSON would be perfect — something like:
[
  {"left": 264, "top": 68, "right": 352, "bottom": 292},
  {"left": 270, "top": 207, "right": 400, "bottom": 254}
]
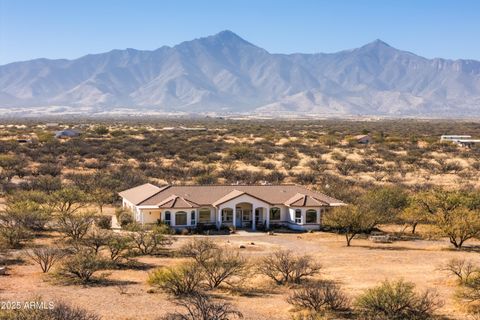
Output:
[
  {"left": 233, "top": 207, "right": 237, "bottom": 229},
  {"left": 216, "top": 207, "right": 221, "bottom": 230},
  {"left": 252, "top": 207, "right": 256, "bottom": 231},
  {"left": 265, "top": 206, "right": 270, "bottom": 229}
]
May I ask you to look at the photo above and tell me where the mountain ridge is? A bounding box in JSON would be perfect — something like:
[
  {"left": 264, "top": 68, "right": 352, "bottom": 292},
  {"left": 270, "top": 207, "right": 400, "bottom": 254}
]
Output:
[{"left": 1, "top": 30, "right": 480, "bottom": 117}]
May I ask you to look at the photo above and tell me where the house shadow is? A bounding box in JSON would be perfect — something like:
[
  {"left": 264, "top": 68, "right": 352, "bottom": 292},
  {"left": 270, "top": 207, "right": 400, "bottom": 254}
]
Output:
[
  {"left": 113, "top": 259, "right": 157, "bottom": 271},
  {"left": 444, "top": 245, "right": 480, "bottom": 253},
  {"left": 354, "top": 244, "right": 426, "bottom": 252}
]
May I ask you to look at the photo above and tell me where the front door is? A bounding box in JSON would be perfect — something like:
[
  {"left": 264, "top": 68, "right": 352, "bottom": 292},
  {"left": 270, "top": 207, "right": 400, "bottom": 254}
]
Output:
[{"left": 235, "top": 209, "right": 243, "bottom": 227}]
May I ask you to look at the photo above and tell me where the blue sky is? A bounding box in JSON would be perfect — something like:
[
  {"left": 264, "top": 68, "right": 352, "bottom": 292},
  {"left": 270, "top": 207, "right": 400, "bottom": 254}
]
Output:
[{"left": 1, "top": 0, "right": 479, "bottom": 65}]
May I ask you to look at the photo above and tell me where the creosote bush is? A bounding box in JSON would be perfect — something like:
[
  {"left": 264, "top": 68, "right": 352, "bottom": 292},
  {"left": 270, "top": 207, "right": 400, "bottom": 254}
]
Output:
[
  {"left": 287, "top": 281, "right": 350, "bottom": 314},
  {"left": 355, "top": 279, "right": 442, "bottom": 320},
  {"left": 148, "top": 263, "right": 203, "bottom": 296},
  {"left": 179, "top": 239, "right": 249, "bottom": 289},
  {"left": 25, "top": 247, "right": 66, "bottom": 273},
  {"left": 58, "top": 250, "right": 106, "bottom": 284},
  {"left": 258, "top": 249, "right": 321, "bottom": 285},
  {"left": 161, "top": 291, "right": 243, "bottom": 320}
]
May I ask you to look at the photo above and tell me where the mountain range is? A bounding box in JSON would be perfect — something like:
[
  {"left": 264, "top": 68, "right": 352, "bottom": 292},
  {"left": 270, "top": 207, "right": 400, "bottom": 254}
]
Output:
[{"left": 1, "top": 30, "right": 480, "bottom": 117}]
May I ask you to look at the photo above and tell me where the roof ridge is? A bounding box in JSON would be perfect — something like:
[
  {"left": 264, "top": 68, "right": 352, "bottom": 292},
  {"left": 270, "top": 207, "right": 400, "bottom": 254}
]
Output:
[{"left": 138, "top": 185, "right": 171, "bottom": 205}]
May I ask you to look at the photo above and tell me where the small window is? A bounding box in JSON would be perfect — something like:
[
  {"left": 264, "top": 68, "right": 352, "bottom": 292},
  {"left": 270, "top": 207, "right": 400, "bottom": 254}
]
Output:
[
  {"left": 306, "top": 209, "right": 317, "bottom": 224},
  {"left": 164, "top": 211, "right": 171, "bottom": 226},
  {"left": 270, "top": 207, "right": 281, "bottom": 221},
  {"left": 295, "top": 209, "right": 302, "bottom": 224},
  {"left": 191, "top": 210, "right": 196, "bottom": 225},
  {"left": 242, "top": 211, "right": 251, "bottom": 221},
  {"left": 222, "top": 208, "right": 233, "bottom": 222},
  {"left": 175, "top": 211, "right": 187, "bottom": 226},
  {"left": 199, "top": 208, "right": 211, "bottom": 223}
]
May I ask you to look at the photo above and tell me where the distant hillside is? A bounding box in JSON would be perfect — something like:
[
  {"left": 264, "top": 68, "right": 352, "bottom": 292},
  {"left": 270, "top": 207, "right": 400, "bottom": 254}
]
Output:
[{"left": 1, "top": 30, "right": 480, "bottom": 117}]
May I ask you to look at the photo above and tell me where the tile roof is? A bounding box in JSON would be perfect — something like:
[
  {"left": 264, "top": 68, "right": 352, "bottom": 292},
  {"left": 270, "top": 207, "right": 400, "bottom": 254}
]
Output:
[
  {"left": 119, "top": 183, "right": 344, "bottom": 208},
  {"left": 156, "top": 195, "right": 200, "bottom": 208},
  {"left": 118, "top": 183, "right": 165, "bottom": 205},
  {"left": 284, "top": 193, "right": 329, "bottom": 207}
]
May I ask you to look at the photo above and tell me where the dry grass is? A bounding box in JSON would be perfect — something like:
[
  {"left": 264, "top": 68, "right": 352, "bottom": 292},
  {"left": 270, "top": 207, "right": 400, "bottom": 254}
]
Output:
[{"left": 0, "top": 229, "right": 475, "bottom": 319}]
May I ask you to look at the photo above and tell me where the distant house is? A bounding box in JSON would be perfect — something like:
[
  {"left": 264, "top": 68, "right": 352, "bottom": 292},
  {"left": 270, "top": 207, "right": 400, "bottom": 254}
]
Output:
[
  {"left": 119, "top": 184, "right": 344, "bottom": 231},
  {"left": 16, "top": 137, "right": 32, "bottom": 144},
  {"left": 440, "top": 135, "right": 480, "bottom": 148},
  {"left": 353, "top": 134, "right": 371, "bottom": 144},
  {"left": 55, "top": 129, "right": 79, "bottom": 139}
]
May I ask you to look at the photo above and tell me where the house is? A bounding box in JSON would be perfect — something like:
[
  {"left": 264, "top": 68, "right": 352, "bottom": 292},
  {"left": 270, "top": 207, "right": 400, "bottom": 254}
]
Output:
[
  {"left": 119, "top": 184, "right": 344, "bottom": 231},
  {"left": 55, "top": 129, "right": 80, "bottom": 139},
  {"left": 353, "top": 134, "right": 371, "bottom": 144},
  {"left": 440, "top": 135, "right": 480, "bottom": 148}
]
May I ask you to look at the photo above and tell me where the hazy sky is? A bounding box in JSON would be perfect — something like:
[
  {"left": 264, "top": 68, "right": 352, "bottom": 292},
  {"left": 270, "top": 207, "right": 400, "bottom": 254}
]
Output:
[{"left": 1, "top": 0, "right": 479, "bottom": 65}]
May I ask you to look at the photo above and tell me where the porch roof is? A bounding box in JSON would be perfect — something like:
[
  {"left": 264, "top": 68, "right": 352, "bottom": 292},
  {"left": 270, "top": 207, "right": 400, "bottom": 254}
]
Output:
[
  {"left": 284, "top": 193, "right": 329, "bottom": 207},
  {"left": 156, "top": 195, "right": 200, "bottom": 209}
]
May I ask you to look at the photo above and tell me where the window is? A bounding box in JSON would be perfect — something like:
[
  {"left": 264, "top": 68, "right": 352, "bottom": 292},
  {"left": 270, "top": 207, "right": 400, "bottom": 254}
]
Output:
[
  {"left": 306, "top": 209, "right": 317, "bottom": 224},
  {"left": 242, "top": 210, "right": 251, "bottom": 221},
  {"left": 295, "top": 209, "right": 302, "bottom": 224},
  {"left": 222, "top": 208, "right": 233, "bottom": 222},
  {"left": 255, "top": 208, "right": 261, "bottom": 222},
  {"left": 270, "top": 207, "right": 281, "bottom": 221},
  {"left": 175, "top": 211, "right": 187, "bottom": 226},
  {"left": 191, "top": 210, "right": 196, "bottom": 225},
  {"left": 164, "top": 211, "right": 171, "bottom": 226},
  {"left": 199, "top": 208, "right": 211, "bottom": 223}
]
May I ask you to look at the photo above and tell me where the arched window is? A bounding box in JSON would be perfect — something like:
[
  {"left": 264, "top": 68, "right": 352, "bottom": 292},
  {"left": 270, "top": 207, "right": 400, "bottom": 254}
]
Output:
[
  {"left": 294, "top": 209, "right": 302, "bottom": 224},
  {"left": 164, "top": 211, "right": 171, "bottom": 225},
  {"left": 306, "top": 209, "right": 317, "bottom": 224},
  {"left": 222, "top": 208, "right": 233, "bottom": 222},
  {"left": 199, "top": 208, "right": 211, "bottom": 223},
  {"left": 175, "top": 211, "right": 187, "bottom": 226},
  {"left": 270, "top": 207, "right": 281, "bottom": 221}
]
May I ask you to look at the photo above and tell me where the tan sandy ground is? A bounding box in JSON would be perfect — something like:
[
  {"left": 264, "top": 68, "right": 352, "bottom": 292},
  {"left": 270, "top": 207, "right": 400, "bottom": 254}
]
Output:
[{"left": 0, "top": 230, "right": 476, "bottom": 320}]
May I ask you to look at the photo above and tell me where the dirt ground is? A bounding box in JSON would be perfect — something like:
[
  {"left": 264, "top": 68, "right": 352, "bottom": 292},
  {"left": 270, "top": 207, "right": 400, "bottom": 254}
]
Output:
[{"left": 0, "top": 228, "right": 475, "bottom": 320}]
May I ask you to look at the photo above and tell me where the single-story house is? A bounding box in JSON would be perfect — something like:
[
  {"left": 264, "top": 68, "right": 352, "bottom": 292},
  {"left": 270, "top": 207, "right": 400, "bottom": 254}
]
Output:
[
  {"left": 440, "top": 135, "right": 480, "bottom": 148},
  {"left": 55, "top": 129, "right": 80, "bottom": 139},
  {"left": 353, "top": 134, "right": 371, "bottom": 144},
  {"left": 119, "top": 184, "right": 344, "bottom": 231}
]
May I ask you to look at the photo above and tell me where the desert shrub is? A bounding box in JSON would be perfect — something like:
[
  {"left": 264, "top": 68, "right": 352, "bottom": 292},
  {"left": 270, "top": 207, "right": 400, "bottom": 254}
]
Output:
[
  {"left": 25, "top": 247, "right": 66, "bottom": 273},
  {"left": 81, "top": 229, "right": 112, "bottom": 254},
  {"left": 116, "top": 208, "right": 134, "bottom": 227},
  {"left": 57, "top": 211, "right": 96, "bottom": 242},
  {"left": 1, "top": 195, "right": 51, "bottom": 231},
  {"left": 0, "top": 224, "right": 32, "bottom": 249},
  {"left": 441, "top": 258, "right": 480, "bottom": 284},
  {"left": 126, "top": 224, "right": 173, "bottom": 255},
  {"left": 258, "top": 249, "right": 321, "bottom": 285},
  {"left": 106, "top": 234, "right": 132, "bottom": 262},
  {"left": 161, "top": 291, "right": 243, "bottom": 320},
  {"left": 356, "top": 279, "right": 442, "bottom": 320},
  {"left": 0, "top": 299, "right": 101, "bottom": 320},
  {"left": 180, "top": 239, "right": 249, "bottom": 289},
  {"left": 58, "top": 250, "right": 105, "bottom": 283},
  {"left": 96, "top": 215, "right": 112, "bottom": 229},
  {"left": 294, "top": 171, "right": 317, "bottom": 185},
  {"left": 287, "top": 281, "right": 350, "bottom": 313},
  {"left": 148, "top": 263, "right": 203, "bottom": 296}
]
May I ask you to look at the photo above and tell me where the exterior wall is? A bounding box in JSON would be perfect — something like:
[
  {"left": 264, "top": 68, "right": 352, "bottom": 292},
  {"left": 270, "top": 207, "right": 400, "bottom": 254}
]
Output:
[
  {"left": 217, "top": 194, "right": 271, "bottom": 229},
  {"left": 122, "top": 195, "right": 332, "bottom": 232},
  {"left": 160, "top": 208, "right": 198, "bottom": 228},
  {"left": 140, "top": 209, "right": 161, "bottom": 224},
  {"left": 286, "top": 207, "right": 326, "bottom": 231}
]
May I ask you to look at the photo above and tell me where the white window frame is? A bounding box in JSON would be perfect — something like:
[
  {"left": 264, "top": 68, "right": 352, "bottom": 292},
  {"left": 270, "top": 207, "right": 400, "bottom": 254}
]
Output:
[{"left": 295, "top": 209, "right": 302, "bottom": 224}]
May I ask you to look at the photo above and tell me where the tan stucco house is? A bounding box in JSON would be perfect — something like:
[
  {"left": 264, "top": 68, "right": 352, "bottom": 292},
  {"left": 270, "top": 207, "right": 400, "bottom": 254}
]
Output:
[{"left": 119, "top": 184, "right": 344, "bottom": 231}]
